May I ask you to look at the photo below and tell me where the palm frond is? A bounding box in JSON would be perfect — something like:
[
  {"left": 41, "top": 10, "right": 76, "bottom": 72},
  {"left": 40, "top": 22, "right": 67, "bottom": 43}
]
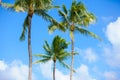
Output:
[
  {"left": 43, "top": 40, "right": 52, "bottom": 56},
  {"left": 48, "top": 24, "right": 58, "bottom": 34},
  {"left": 59, "top": 60, "right": 70, "bottom": 69},
  {"left": 34, "top": 9, "right": 50, "bottom": 21},
  {"left": 13, "top": 0, "right": 28, "bottom": 12},
  {"left": 58, "top": 10, "right": 69, "bottom": 24},
  {"left": 74, "top": 52, "right": 79, "bottom": 55},
  {"left": 33, "top": 58, "right": 51, "bottom": 64},
  {"left": 58, "top": 10, "right": 66, "bottom": 19},
  {"left": 59, "top": 60, "right": 75, "bottom": 72},
  {"left": 48, "top": 22, "right": 66, "bottom": 34},
  {"left": 52, "top": 35, "right": 69, "bottom": 53},
  {"left": 1, "top": 2, "right": 14, "bottom": 10},
  {"left": 45, "top": 5, "right": 60, "bottom": 10},
  {"left": 34, "top": 0, "right": 53, "bottom": 10},
  {"left": 35, "top": 9, "right": 60, "bottom": 25},
  {"left": 34, "top": 54, "right": 51, "bottom": 58},
  {"left": 75, "top": 27, "right": 101, "bottom": 41},
  {"left": 1, "top": 0, "right": 27, "bottom": 12},
  {"left": 62, "top": 5, "right": 68, "bottom": 15},
  {"left": 58, "top": 52, "right": 70, "bottom": 60},
  {"left": 20, "top": 15, "right": 29, "bottom": 41},
  {"left": 58, "top": 5, "right": 70, "bottom": 25},
  {"left": 59, "top": 38, "right": 69, "bottom": 49}
]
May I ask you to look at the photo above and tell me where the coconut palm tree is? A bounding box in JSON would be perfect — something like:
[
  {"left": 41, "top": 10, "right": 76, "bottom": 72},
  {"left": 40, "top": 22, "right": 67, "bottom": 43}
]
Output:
[
  {"left": 1, "top": 0, "right": 59, "bottom": 80},
  {"left": 48, "top": 1, "right": 101, "bottom": 80},
  {"left": 34, "top": 35, "right": 70, "bottom": 80}
]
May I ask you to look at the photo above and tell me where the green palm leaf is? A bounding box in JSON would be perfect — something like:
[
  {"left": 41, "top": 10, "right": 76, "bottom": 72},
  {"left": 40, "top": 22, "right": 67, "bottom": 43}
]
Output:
[
  {"left": 59, "top": 60, "right": 75, "bottom": 72},
  {"left": 48, "top": 22, "right": 66, "bottom": 34},
  {"left": 47, "top": 1, "right": 101, "bottom": 80},
  {"left": 34, "top": 54, "right": 51, "bottom": 58},
  {"left": 34, "top": 35, "right": 70, "bottom": 68},
  {"left": 75, "top": 26, "right": 101, "bottom": 41},
  {"left": 62, "top": 5, "right": 68, "bottom": 15},
  {"left": 20, "top": 15, "right": 29, "bottom": 41},
  {"left": 1, "top": 3, "right": 14, "bottom": 10},
  {"left": 34, "top": 58, "right": 51, "bottom": 64}
]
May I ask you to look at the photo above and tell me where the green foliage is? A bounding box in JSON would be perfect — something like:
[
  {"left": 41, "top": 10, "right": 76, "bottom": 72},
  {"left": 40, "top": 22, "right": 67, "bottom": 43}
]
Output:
[
  {"left": 48, "top": 0, "right": 100, "bottom": 41},
  {"left": 48, "top": 1, "right": 101, "bottom": 80},
  {"left": 1, "top": 0, "right": 59, "bottom": 41},
  {"left": 20, "top": 15, "right": 29, "bottom": 41},
  {"left": 75, "top": 26, "right": 101, "bottom": 40},
  {"left": 34, "top": 35, "right": 70, "bottom": 69}
]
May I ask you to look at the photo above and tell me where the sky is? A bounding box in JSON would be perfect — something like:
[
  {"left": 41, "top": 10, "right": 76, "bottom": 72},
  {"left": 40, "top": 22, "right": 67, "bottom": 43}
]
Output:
[{"left": 0, "top": 0, "right": 120, "bottom": 80}]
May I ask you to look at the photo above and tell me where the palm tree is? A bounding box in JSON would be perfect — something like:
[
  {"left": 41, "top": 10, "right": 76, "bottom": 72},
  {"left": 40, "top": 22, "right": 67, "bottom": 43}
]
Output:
[
  {"left": 34, "top": 35, "right": 70, "bottom": 80},
  {"left": 1, "top": 0, "right": 59, "bottom": 80},
  {"left": 48, "top": 1, "right": 101, "bottom": 80}
]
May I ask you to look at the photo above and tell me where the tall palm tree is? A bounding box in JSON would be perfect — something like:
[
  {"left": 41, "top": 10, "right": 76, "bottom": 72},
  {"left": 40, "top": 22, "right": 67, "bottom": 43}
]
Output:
[
  {"left": 34, "top": 35, "right": 70, "bottom": 80},
  {"left": 1, "top": 0, "right": 59, "bottom": 80},
  {"left": 48, "top": 1, "right": 101, "bottom": 80}
]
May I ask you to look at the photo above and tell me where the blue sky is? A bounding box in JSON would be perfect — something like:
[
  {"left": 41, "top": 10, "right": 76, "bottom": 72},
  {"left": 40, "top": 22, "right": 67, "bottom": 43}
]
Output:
[{"left": 0, "top": 0, "right": 120, "bottom": 80}]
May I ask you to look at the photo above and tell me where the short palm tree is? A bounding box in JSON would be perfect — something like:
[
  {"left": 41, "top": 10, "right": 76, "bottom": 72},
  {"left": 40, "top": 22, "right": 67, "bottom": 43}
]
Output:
[
  {"left": 34, "top": 35, "right": 70, "bottom": 80},
  {"left": 1, "top": 0, "right": 59, "bottom": 80},
  {"left": 48, "top": 1, "right": 101, "bottom": 80}
]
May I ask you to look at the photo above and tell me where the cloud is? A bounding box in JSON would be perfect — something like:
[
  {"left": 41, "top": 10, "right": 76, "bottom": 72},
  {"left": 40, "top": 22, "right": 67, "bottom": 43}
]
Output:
[
  {"left": 0, "top": 60, "right": 31, "bottom": 80},
  {"left": 39, "top": 60, "right": 52, "bottom": 79},
  {"left": 37, "top": 17, "right": 120, "bottom": 80},
  {"left": 74, "top": 64, "right": 96, "bottom": 80},
  {"left": 39, "top": 61, "right": 96, "bottom": 80},
  {"left": 84, "top": 48, "right": 97, "bottom": 63},
  {"left": 103, "top": 46, "right": 120, "bottom": 67},
  {"left": 55, "top": 69, "right": 69, "bottom": 80},
  {"left": 104, "top": 17, "right": 120, "bottom": 68},
  {"left": 106, "top": 17, "right": 120, "bottom": 47},
  {"left": 104, "top": 71, "right": 119, "bottom": 80},
  {"left": 75, "top": 47, "right": 97, "bottom": 63},
  {"left": 56, "top": 65, "right": 96, "bottom": 80},
  {"left": 0, "top": 61, "right": 8, "bottom": 71}
]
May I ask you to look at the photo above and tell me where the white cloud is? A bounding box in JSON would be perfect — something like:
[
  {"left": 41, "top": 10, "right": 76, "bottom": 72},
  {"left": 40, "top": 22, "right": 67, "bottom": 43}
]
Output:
[
  {"left": 39, "top": 60, "right": 96, "bottom": 80},
  {"left": 84, "top": 48, "right": 97, "bottom": 63},
  {"left": 104, "top": 17, "right": 120, "bottom": 68},
  {"left": 9, "top": 61, "right": 28, "bottom": 80},
  {"left": 0, "top": 60, "right": 8, "bottom": 71},
  {"left": 0, "top": 60, "right": 33, "bottom": 80},
  {"left": 106, "top": 17, "right": 120, "bottom": 47},
  {"left": 104, "top": 46, "right": 120, "bottom": 67},
  {"left": 39, "top": 60, "right": 52, "bottom": 79},
  {"left": 56, "top": 69, "right": 69, "bottom": 80},
  {"left": 74, "top": 64, "right": 96, "bottom": 80},
  {"left": 104, "top": 71, "right": 119, "bottom": 80},
  {"left": 75, "top": 47, "right": 97, "bottom": 63},
  {"left": 39, "top": 60, "right": 69, "bottom": 80}
]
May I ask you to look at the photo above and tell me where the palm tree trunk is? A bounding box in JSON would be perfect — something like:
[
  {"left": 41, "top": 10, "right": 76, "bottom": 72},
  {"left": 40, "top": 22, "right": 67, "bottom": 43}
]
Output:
[
  {"left": 53, "top": 61, "right": 56, "bottom": 80},
  {"left": 28, "top": 15, "right": 32, "bottom": 80},
  {"left": 70, "top": 39, "right": 74, "bottom": 80},
  {"left": 0, "top": 0, "right": 1, "bottom": 5}
]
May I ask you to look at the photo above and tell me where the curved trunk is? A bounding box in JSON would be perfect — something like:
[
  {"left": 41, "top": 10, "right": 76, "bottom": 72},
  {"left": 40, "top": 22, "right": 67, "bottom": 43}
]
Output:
[
  {"left": 28, "top": 15, "right": 33, "bottom": 80},
  {"left": 70, "top": 39, "right": 74, "bottom": 80},
  {"left": 53, "top": 61, "right": 56, "bottom": 80}
]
